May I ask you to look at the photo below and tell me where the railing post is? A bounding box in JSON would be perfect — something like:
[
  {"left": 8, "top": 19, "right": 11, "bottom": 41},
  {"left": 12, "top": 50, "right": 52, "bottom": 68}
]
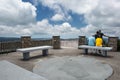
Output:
[
  {"left": 78, "top": 36, "right": 87, "bottom": 46},
  {"left": 52, "top": 36, "right": 60, "bottom": 49},
  {"left": 108, "top": 37, "right": 118, "bottom": 51},
  {"left": 21, "top": 36, "right": 31, "bottom": 48}
]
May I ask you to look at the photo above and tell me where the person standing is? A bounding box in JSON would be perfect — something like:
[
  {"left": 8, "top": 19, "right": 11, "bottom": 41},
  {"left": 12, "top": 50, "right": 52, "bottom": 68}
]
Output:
[
  {"left": 95, "top": 35, "right": 103, "bottom": 47},
  {"left": 95, "top": 35, "right": 103, "bottom": 53},
  {"left": 98, "top": 30, "right": 109, "bottom": 38},
  {"left": 98, "top": 30, "right": 109, "bottom": 46},
  {"left": 94, "top": 31, "right": 99, "bottom": 39},
  {"left": 87, "top": 36, "right": 95, "bottom": 53},
  {"left": 88, "top": 36, "right": 95, "bottom": 46}
]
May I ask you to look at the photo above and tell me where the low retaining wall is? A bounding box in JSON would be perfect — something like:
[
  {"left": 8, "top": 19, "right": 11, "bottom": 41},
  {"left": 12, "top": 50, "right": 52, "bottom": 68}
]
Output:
[
  {"left": 0, "top": 36, "right": 60, "bottom": 53},
  {"left": 0, "top": 41, "right": 21, "bottom": 53},
  {"left": 61, "top": 39, "right": 78, "bottom": 48},
  {"left": 0, "top": 36, "right": 119, "bottom": 53}
]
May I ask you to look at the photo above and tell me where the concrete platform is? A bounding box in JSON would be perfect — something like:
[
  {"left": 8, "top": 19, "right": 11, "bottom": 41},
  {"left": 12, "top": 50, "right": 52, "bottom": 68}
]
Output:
[
  {"left": 33, "top": 56, "right": 113, "bottom": 80},
  {"left": 0, "top": 60, "right": 48, "bottom": 80}
]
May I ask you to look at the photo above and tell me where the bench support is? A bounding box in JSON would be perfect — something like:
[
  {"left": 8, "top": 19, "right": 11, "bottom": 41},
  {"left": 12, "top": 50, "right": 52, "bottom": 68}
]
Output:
[
  {"left": 42, "top": 49, "right": 48, "bottom": 56},
  {"left": 22, "top": 49, "right": 49, "bottom": 60},
  {"left": 79, "top": 45, "right": 112, "bottom": 57},
  {"left": 23, "top": 52, "right": 30, "bottom": 60},
  {"left": 84, "top": 49, "right": 88, "bottom": 54},
  {"left": 102, "top": 50, "right": 107, "bottom": 57},
  {"left": 83, "top": 49, "right": 108, "bottom": 57}
]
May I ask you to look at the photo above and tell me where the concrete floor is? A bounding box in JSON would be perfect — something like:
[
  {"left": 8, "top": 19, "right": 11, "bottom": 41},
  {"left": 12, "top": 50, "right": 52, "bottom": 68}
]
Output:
[{"left": 0, "top": 47, "right": 120, "bottom": 80}]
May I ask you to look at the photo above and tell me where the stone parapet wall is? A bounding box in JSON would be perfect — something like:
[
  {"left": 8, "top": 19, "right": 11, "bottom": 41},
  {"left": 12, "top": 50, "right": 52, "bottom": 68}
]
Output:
[
  {"left": 20, "top": 36, "right": 60, "bottom": 49},
  {"left": 108, "top": 37, "right": 118, "bottom": 51},
  {"left": 0, "top": 41, "right": 21, "bottom": 53},
  {"left": 31, "top": 40, "right": 52, "bottom": 47},
  {"left": 61, "top": 39, "right": 78, "bottom": 48},
  {"left": 0, "top": 36, "right": 61, "bottom": 53},
  {"left": 21, "top": 36, "right": 53, "bottom": 48},
  {"left": 0, "top": 36, "right": 119, "bottom": 53}
]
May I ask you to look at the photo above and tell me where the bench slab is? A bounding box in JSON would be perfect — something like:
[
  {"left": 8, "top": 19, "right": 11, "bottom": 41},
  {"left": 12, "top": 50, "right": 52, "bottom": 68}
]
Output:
[
  {"left": 17, "top": 46, "right": 53, "bottom": 52},
  {"left": 78, "top": 45, "right": 112, "bottom": 50},
  {"left": 78, "top": 45, "right": 112, "bottom": 56},
  {"left": 17, "top": 46, "right": 53, "bottom": 60}
]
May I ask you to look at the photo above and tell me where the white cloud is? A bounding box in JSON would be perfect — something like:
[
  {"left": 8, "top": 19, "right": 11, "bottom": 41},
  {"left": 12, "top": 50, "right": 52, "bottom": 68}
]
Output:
[
  {"left": 0, "top": 0, "right": 36, "bottom": 26},
  {"left": 39, "top": 0, "right": 120, "bottom": 38},
  {"left": 39, "top": 0, "right": 73, "bottom": 22},
  {"left": 85, "top": 0, "right": 120, "bottom": 27},
  {"left": 39, "top": 0, "right": 98, "bottom": 14},
  {"left": 0, "top": 0, "right": 120, "bottom": 38},
  {"left": 32, "top": 20, "right": 81, "bottom": 38},
  {"left": 14, "top": 18, "right": 80, "bottom": 38},
  {"left": 51, "top": 14, "right": 64, "bottom": 21},
  {"left": 83, "top": 0, "right": 120, "bottom": 37}
]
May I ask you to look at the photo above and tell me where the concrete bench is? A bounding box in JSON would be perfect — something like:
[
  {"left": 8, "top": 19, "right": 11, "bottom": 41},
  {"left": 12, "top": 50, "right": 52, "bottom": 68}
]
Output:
[
  {"left": 78, "top": 45, "right": 112, "bottom": 57},
  {"left": 17, "top": 46, "right": 53, "bottom": 60},
  {"left": 0, "top": 60, "right": 48, "bottom": 80}
]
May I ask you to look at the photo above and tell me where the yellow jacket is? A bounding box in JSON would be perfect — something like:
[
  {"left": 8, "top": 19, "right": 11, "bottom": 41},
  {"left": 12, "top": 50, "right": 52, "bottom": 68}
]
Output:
[{"left": 96, "top": 38, "right": 103, "bottom": 46}]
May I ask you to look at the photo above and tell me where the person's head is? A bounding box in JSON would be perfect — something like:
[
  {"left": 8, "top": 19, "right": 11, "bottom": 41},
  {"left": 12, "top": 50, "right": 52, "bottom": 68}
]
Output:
[
  {"left": 96, "top": 31, "right": 99, "bottom": 34},
  {"left": 98, "top": 30, "right": 101, "bottom": 33}
]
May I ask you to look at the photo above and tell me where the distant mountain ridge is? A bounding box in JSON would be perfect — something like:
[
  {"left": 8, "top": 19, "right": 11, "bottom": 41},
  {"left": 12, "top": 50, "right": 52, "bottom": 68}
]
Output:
[
  {"left": 32, "top": 38, "right": 52, "bottom": 40},
  {"left": 0, "top": 37, "right": 52, "bottom": 42},
  {"left": 0, "top": 37, "right": 80, "bottom": 42},
  {"left": 0, "top": 37, "right": 20, "bottom": 42}
]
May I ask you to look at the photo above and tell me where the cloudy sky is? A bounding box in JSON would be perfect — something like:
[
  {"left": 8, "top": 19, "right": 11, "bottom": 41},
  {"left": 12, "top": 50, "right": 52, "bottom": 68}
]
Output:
[{"left": 0, "top": 0, "right": 120, "bottom": 38}]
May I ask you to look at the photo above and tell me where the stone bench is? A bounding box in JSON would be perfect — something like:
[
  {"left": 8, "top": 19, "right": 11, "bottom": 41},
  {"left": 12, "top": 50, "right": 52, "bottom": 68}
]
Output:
[
  {"left": 78, "top": 45, "right": 112, "bottom": 57},
  {"left": 17, "top": 46, "right": 53, "bottom": 60},
  {"left": 0, "top": 60, "right": 48, "bottom": 80}
]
